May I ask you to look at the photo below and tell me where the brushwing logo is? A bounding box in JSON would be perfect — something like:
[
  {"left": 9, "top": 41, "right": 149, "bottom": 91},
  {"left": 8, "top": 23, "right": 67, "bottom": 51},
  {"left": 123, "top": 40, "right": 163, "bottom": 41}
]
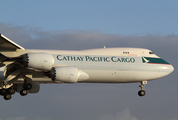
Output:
[{"left": 142, "top": 57, "right": 149, "bottom": 63}]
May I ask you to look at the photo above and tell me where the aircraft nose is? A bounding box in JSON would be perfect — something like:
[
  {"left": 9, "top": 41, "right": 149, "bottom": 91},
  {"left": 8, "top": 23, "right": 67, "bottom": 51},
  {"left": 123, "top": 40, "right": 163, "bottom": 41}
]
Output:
[
  {"left": 169, "top": 64, "right": 174, "bottom": 73},
  {"left": 158, "top": 64, "right": 174, "bottom": 76}
]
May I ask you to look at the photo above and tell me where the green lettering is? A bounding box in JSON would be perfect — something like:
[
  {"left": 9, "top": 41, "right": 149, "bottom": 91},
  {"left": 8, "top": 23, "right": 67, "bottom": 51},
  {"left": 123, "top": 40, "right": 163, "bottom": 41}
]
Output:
[
  {"left": 89, "top": 57, "right": 93, "bottom": 61},
  {"left": 63, "top": 56, "right": 67, "bottom": 61},
  {"left": 75, "top": 56, "right": 79, "bottom": 61},
  {"left": 57, "top": 55, "right": 63, "bottom": 61},
  {"left": 66, "top": 56, "right": 70, "bottom": 61},
  {"left": 99, "top": 57, "right": 103, "bottom": 62},
  {"left": 85, "top": 56, "right": 90, "bottom": 61},
  {"left": 130, "top": 58, "right": 135, "bottom": 63},
  {"left": 125, "top": 58, "right": 130, "bottom": 62},
  {"left": 80, "top": 56, "right": 84, "bottom": 61},
  {"left": 117, "top": 58, "right": 121, "bottom": 62},
  {"left": 93, "top": 57, "right": 97, "bottom": 62},
  {"left": 121, "top": 58, "right": 126, "bottom": 62},
  {"left": 70, "top": 56, "right": 75, "bottom": 61},
  {"left": 111, "top": 56, "right": 117, "bottom": 62},
  {"left": 105, "top": 57, "right": 110, "bottom": 62}
]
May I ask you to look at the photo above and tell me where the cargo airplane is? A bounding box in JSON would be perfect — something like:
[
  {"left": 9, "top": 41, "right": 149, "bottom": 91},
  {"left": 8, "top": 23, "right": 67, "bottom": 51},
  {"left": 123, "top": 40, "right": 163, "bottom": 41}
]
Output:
[{"left": 0, "top": 34, "right": 174, "bottom": 100}]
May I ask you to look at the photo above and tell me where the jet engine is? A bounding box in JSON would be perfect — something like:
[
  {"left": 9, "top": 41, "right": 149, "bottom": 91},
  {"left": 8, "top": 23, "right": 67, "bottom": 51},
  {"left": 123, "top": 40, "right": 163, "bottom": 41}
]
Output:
[
  {"left": 49, "top": 66, "right": 89, "bottom": 83},
  {"left": 51, "top": 66, "right": 79, "bottom": 83},
  {"left": 15, "top": 83, "right": 40, "bottom": 93},
  {"left": 21, "top": 53, "right": 54, "bottom": 71}
]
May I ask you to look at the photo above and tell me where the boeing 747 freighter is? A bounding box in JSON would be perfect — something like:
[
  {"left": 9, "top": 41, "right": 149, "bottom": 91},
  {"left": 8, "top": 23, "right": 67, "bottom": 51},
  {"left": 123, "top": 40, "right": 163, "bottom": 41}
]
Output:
[{"left": 0, "top": 34, "right": 174, "bottom": 100}]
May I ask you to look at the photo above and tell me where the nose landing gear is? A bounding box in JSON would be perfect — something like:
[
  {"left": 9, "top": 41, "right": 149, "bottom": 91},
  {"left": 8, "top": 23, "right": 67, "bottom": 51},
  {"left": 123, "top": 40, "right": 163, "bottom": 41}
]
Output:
[{"left": 138, "top": 81, "right": 147, "bottom": 97}]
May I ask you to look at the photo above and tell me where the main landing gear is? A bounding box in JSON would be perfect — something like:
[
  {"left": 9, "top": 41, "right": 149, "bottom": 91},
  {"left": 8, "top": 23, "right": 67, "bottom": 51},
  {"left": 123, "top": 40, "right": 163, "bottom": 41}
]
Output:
[
  {"left": 138, "top": 81, "right": 147, "bottom": 97},
  {"left": 0, "top": 75, "right": 33, "bottom": 100},
  {"left": 0, "top": 87, "right": 15, "bottom": 100},
  {"left": 20, "top": 83, "right": 32, "bottom": 96},
  {"left": 0, "top": 83, "right": 33, "bottom": 100},
  {"left": 19, "top": 75, "right": 32, "bottom": 97}
]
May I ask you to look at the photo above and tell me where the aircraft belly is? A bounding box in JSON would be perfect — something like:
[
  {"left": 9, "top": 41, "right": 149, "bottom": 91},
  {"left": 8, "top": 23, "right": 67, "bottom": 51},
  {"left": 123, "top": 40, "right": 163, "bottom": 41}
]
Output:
[
  {"left": 15, "top": 76, "right": 55, "bottom": 84},
  {"left": 77, "top": 64, "right": 162, "bottom": 83},
  {"left": 76, "top": 64, "right": 142, "bottom": 83},
  {"left": 26, "top": 63, "right": 165, "bottom": 83},
  {"left": 79, "top": 70, "right": 117, "bottom": 83}
]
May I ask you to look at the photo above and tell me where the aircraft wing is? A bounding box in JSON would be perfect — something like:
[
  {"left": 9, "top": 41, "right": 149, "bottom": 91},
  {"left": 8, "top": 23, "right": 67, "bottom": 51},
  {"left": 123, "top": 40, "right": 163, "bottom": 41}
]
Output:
[{"left": 0, "top": 34, "right": 25, "bottom": 51}]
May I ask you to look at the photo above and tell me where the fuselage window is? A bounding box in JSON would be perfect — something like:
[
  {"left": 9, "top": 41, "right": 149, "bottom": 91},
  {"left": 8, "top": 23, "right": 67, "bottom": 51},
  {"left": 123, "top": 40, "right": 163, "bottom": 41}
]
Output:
[{"left": 123, "top": 52, "right": 129, "bottom": 54}]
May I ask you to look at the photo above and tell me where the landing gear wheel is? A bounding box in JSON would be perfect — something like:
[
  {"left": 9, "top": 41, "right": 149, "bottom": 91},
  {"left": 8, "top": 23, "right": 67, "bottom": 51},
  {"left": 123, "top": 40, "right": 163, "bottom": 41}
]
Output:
[
  {"left": 25, "top": 83, "right": 32, "bottom": 90},
  {"left": 0, "top": 89, "right": 7, "bottom": 95},
  {"left": 138, "top": 90, "right": 146, "bottom": 96},
  {"left": 7, "top": 88, "right": 15, "bottom": 94},
  {"left": 20, "top": 89, "right": 29, "bottom": 96},
  {"left": 4, "top": 94, "right": 12, "bottom": 100}
]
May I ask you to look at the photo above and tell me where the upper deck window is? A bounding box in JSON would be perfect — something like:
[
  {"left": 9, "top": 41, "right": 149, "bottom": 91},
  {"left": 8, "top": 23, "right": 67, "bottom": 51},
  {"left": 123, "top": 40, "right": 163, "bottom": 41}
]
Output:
[
  {"left": 149, "top": 52, "right": 154, "bottom": 54},
  {"left": 123, "top": 52, "right": 129, "bottom": 54}
]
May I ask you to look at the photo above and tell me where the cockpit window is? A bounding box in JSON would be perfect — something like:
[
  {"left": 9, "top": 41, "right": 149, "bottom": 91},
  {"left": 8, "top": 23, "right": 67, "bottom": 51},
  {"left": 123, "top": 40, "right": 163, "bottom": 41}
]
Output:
[{"left": 149, "top": 52, "right": 154, "bottom": 54}]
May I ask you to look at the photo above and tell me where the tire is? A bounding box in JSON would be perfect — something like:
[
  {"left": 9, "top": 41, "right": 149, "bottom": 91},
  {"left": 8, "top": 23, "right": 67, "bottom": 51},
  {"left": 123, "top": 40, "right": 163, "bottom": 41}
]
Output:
[
  {"left": 25, "top": 83, "right": 32, "bottom": 90},
  {"left": 20, "top": 89, "right": 29, "bottom": 96},
  {"left": 0, "top": 89, "right": 7, "bottom": 95},
  {"left": 4, "top": 94, "right": 12, "bottom": 100},
  {"left": 7, "top": 88, "right": 15, "bottom": 94},
  {"left": 138, "top": 90, "right": 146, "bottom": 96}
]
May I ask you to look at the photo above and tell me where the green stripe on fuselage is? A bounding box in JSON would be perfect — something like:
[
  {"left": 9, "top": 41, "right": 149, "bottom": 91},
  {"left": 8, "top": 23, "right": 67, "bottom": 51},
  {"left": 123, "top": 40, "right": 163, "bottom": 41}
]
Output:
[{"left": 142, "top": 57, "right": 170, "bottom": 64}]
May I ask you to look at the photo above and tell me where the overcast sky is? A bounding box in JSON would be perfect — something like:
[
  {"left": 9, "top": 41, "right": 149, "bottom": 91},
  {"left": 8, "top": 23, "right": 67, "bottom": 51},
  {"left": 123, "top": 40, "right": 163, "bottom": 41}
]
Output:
[{"left": 0, "top": 1, "right": 178, "bottom": 120}]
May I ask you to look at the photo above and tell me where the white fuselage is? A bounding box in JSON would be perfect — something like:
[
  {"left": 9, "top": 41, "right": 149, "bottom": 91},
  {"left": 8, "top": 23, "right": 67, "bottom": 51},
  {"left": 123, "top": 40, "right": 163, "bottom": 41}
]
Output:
[{"left": 19, "top": 47, "right": 174, "bottom": 83}]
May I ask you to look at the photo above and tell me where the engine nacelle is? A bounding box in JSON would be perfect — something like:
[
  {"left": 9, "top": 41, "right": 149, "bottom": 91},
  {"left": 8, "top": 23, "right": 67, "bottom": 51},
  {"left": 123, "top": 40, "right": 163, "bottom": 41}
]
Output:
[
  {"left": 51, "top": 67, "right": 79, "bottom": 83},
  {"left": 50, "top": 66, "right": 89, "bottom": 83},
  {"left": 15, "top": 83, "right": 40, "bottom": 93},
  {"left": 21, "top": 53, "right": 54, "bottom": 71}
]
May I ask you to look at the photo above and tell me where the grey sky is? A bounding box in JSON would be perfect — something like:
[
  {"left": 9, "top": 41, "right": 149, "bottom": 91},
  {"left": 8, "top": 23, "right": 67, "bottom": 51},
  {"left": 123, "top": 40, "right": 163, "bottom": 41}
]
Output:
[{"left": 0, "top": 23, "right": 178, "bottom": 120}]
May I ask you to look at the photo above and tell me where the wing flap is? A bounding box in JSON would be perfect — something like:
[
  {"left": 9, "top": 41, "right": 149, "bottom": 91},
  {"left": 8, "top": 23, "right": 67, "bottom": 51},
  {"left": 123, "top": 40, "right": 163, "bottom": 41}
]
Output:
[{"left": 0, "top": 34, "right": 25, "bottom": 51}]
